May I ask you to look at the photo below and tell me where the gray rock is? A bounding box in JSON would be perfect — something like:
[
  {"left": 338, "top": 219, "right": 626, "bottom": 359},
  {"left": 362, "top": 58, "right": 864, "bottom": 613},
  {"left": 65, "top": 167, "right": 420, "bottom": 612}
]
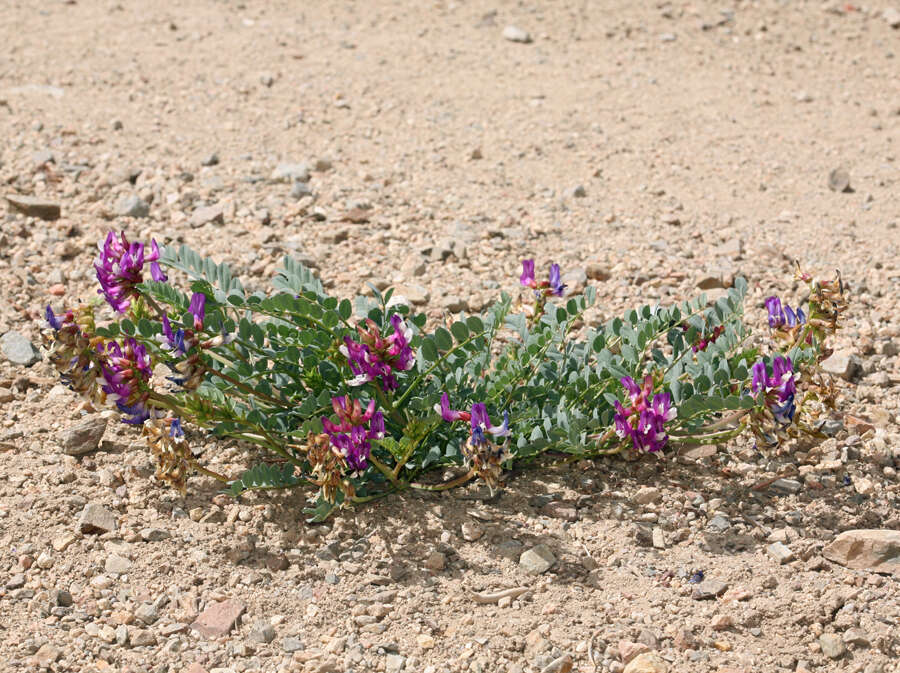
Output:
[
  {"left": 571, "top": 185, "right": 586, "bottom": 198},
  {"left": 691, "top": 580, "right": 728, "bottom": 600},
  {"left": 819, "top": 633, "right": 845, "bottom": 659},
  {"left": 1, "top": 331, "right": 40, "bottom": 366},
  {"left": 32, "top": 149, "right": 55, "bottom": 166},
  {"left": 6, "top": 573, "right": 25, "bottom": 590},
  {"left": 249, "top": 620, "right": 276, "bottom": 644},
  {"left": 770, "top": 478, "right": 802, "bottom": 495},
  {"left": 443, "top": 295, "right": 468, "bottom": 313},
  {"left": 105, "top": 554, "right": 132, "bottom": 574},
  {"left": 767, "top": 542, "right": 794, "bottom": 564},
  {"left": 78, "top": 503, "right": 118, "bottom": 534},
  {"left": 497, "top": 539, "right": 524, "bottom": 561},
  {"left": 424, "top": 551, "right": 446, "bottom": 571},
  {"left": 134, "top": 602, "right": 159, "bottom": 625},
  {"left": 115, "top": 624, "right": 128, "bottom": 646},
  {"left": 386, "top": 653, "right": 406, "bottom": 673},
  {"left": 561, "top": 268, "right": 588, "bottom": 294},
  {"left": 5, "top": 194, "right": 61, "bottom": 220},
  {"left": 129, "top": 628, "right": 156, "bottom": 647},
  {"left": 828, "top": 168, "right": 851, "bottom": 193},
  {"left": 283, "top": 636, "right": 304, "bottom": 652},
  {"left": 707, "top": 515, "right": 731, "bottom": 532},
  {"left": 821, "top": 350, "right": 861, "bottom": 381},
  {"left": 313, "top": 157, "right": 333, "bottom": 172},
  {"left": 271, "top": 162, "right": 310, "bottom": 183},
  {"left": 633, "top": 487, "right": 661, "bottom": 505},
  {"left": 503, "top": 25, "right": 532, "bottom": 43},
  {"left": 140, "top": 528, "right": 170, "bottom": 542},
  {"left": 190, "top": 204, "right": 224, "bottom": 228},
  {"left": 822, "top": 529, "right": 900, "bottom": 576},
  {"left": 290, "top": 181, "right": 312, "bottom": 199},
  {"left": 61, "top": 415, "right": 107, "bottom": 456},
  {"left": 519, "top": 544, "right": 556, "bottom": 574},
  {"left": 885, "top": 7, "right": 900, "bottom": 28},
  {"left": 200, "top": 152, "right": 219, "bottom": 167},
  {"left": 115, "top": 195, "right": 150, "bottom": 218}
]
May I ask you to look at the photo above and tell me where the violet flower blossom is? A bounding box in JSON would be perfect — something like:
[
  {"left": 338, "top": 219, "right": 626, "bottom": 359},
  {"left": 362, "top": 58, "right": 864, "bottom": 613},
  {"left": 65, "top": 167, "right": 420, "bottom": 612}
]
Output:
[
  {"left": 95, "top": 232, "right": 166, "bottom": 313},
  {"left": 765, "top": 296, "right": 806, "bottom": 330},
  {"left": 436, "top": 395, "right": 509, "bottom": 444},
  {"left": 520, "top": 259, "right": 566, "bottom": 297},
  {"left": 188, "top": 293, "right": 206, "bottom": 331},
  {"left": 321, "top": 395, "right": 385, "bottom": 472},
  {"left": 340, "top": 314, "right": 414, "bottom": 391},
  {"left": 99, "top": 337, "right": 153, "bottom": 424},
  {"left": 751, "top": 356, "right": 796, "bottom": 425},
  {"left": 613, "top": 375, "right": 677, "bottom": 453}
]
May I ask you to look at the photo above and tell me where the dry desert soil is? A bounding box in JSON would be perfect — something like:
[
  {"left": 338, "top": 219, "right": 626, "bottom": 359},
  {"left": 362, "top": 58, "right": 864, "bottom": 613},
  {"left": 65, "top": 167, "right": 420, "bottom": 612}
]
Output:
[{"left": 1, "top": 1, "right": 900, "bottom": 673}]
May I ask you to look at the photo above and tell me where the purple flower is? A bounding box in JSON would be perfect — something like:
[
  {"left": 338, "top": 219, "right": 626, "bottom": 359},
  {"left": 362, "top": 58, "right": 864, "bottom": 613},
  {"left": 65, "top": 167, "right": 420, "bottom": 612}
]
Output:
[
  {"left": 321, "top": 397, "right": 384, "bottom": 473},
  {"left": 766, "top": 296, "right": 807, "bottom": 330},
  {"left": 519, "top": 259, "right": 567, "bottom": 297},
  {"left": 45, "top": 305, "right": 66, "bottom": 330},
  {"left": 751, "top": 356, "right": 797, "bottom": 426},
  {"left": 548, "top": 263, "right": 566, "bottom": 297},
  {"left": 170, "top": 418, "right": 184, "bottom": 438},
  {"left": 520, "top": 259, "right": 536, "bottom": 288},
  {"left": 468, "top": 402, "right": 510, "bottom": 447},
  {"left": 613, "top": 377, "right": 676, "bottom": 453},
  {"left": 341, "top": 315, "right": 414, "bottom": 391},
  {"left": 159, "top": 316, "right": 188, "bottom": 356},
  {"left": 99, "top": 337, "right": 153, "bottom": 424},
  {"left": 95, "top": 232, "right": 165, "bottom": 313},
  {"left": 436, "top": 393, "right": 469, "bottom": 423},
  {"left": 188, "top": 292, "right": 206, "bottom": 331}
]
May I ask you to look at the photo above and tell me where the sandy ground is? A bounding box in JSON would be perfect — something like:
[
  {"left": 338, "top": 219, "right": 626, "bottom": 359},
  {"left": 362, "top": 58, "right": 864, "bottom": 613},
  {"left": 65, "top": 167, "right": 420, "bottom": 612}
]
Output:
[{"left": 1, "top": 1, "right": 900, "bottom": 672}]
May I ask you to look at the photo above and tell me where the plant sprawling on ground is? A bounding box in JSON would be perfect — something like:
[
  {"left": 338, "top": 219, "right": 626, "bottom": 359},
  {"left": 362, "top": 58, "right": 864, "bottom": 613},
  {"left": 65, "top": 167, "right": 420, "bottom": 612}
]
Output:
[{"left": 43, "top": 231, "right": 847, "bottom": 520}]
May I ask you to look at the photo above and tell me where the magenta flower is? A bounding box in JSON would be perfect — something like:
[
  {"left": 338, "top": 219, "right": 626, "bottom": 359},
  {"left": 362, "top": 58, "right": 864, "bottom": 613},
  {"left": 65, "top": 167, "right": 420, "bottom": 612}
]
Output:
[
  {"left": 613, "top": 376, "right": 676, "bottom": 453},
  {"left": 99, "top": 337, "right": 153, "bottom": 424},
  {"left": 321, "top": 396, "right": 384, "bottom": 472},
  {"left": 751, "top": 356, "right": 796, "bottom": 425},
  {"left": 520, "top": 259, "right": 537, "bottom": 288},
  {"left": 95, "top": 231, "right": 166, "bottom": 313},
  {"left": 520, "top": 259, "right": 566, "bottom": 297},
  {"left": 436, "top": 393, "right": 469, "bottom": 423},
  {"left": 340, "top": 315, "right": 414, "bottom": 391},
  {"left": 188, "top": 292, "right": 206, "bottom": 331}
]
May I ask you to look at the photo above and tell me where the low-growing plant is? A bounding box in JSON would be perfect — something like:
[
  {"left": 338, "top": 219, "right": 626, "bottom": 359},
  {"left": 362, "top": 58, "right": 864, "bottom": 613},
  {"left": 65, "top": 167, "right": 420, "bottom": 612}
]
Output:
[{"left": 43, "top": 231, "right": 848, "bottom": 520}]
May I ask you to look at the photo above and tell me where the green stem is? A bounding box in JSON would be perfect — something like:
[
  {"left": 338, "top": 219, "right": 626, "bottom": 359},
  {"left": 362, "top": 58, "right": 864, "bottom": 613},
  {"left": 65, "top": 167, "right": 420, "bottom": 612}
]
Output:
[
  {"left": 368, "top": 455, "right": 402, "bottom": 489},
  {"left": 210, "top": 368, "right": 288, "bottom": 408}
]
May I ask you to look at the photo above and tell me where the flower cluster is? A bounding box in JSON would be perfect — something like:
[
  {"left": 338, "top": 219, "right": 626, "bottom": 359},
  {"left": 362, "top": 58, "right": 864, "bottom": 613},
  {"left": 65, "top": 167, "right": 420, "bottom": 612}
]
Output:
[
  {"left": 682, "top": 322, "right": 725, "bottom": 353},
  {"left": 99, "top": 337, "right": 154, "bottom": 424},
  {"left": 751, "top": 355, "right": 796, "bottom": 427},
  {"left": 304, "top": 432, "right": 354, "bottom": 503},
  {"left": 156, "top": 293, "right": 215, "bottom": 390},
  {"left": 321, "top": 396, "right": 385, "bottom": 472},
  {"left": 438, "top": 394, "right": 509, "bottom": 488},
  {"left": 765, "top": 296, "right": 806, "bottom": 330},
  {"left": 341, "top": 314, "right": 414, "bottom": 391},
  {"left": 143, "top": 417, "right": 194, "bottom": 493},
  {"left": 520, "top": 259, "right": 565, "bottom": 297},
  {"left": 95, "top": 232, "right": 167, "bottom": 313},
  {"left": 613, "top": 376, "right": 676, "bottom": 453},
  {"left": 44, "top": 306, "right": 104, "bottom": 402}
]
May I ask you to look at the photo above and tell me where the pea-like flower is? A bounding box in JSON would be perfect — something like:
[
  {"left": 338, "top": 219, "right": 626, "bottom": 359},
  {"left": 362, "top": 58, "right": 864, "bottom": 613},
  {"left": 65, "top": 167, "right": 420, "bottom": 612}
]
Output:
[
  {"left": 520, "top": 259, "right": 566, "bottom": 297},
  {"left": 751, "top": 355, "right": 796, "bottom": 425},
  {"left": 321, "top": 395, "right": 384, "bottom": 472},
  {"left": 613, "top": 376, "right": 677, "bottom": 453},
  {"left": 340, "top": 314, "right": 414, "bottom": 391},
  {"left": 765, "top": 296, "right": 806, "bottom": 330},
  {"left": 437, "top": 394, "right": 509, "bottom": 489},
  {"left": 188, "top": 292, "right": 206, "bottom": 331},
  {"left": 95, "top": 231, "right": 167, "bottom": 313},
  {"left": 99, "top": 337, "right": 154, "bottom": 424}
]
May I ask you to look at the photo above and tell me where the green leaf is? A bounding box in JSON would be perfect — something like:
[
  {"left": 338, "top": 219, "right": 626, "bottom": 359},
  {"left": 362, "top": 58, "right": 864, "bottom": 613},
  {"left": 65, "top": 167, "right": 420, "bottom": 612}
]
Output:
[
  {"left": 450, "top": 321, "right": 469, "bottom": 342},
  {"left": 434, "top": 327, "right": 453, "bottom": 351}
]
